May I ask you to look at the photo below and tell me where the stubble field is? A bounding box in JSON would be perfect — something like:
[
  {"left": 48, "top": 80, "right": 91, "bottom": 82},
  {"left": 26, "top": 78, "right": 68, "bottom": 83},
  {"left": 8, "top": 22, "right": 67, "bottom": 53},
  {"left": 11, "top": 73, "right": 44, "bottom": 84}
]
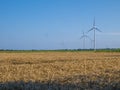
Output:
[{"left": 0, "top": 51, "right": 120, "bottom": 90}]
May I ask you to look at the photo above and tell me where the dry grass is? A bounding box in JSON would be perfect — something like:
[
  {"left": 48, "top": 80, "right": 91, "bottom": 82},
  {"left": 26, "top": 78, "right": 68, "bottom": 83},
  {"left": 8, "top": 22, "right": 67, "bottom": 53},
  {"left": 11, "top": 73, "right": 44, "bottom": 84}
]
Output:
[{"left": 0, "top": 51, "right": 120, "bottom": 90}]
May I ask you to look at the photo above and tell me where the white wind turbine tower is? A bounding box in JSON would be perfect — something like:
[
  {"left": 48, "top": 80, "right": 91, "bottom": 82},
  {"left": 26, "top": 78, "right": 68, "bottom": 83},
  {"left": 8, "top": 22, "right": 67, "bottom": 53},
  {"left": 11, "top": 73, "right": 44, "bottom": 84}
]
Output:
[
  {"left": 88, "top": 17, "right": 101, "bottom": 51},
  {"left": 80, "top": 31, "right": 91, "bottom": 49}
]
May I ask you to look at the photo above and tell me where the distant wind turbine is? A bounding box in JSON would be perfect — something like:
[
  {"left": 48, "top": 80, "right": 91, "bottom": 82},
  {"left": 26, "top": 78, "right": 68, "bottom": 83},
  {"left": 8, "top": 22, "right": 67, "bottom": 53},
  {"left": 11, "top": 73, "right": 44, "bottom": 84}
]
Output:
[
  {"left": 61, "top": 40, "right": 66, "bottom": 49},
  {"left": 88, "top": 17, "right": 101, "bottom": 51},
  {"left": 80, "top": 31, "right": 91, "bottom": 49}
]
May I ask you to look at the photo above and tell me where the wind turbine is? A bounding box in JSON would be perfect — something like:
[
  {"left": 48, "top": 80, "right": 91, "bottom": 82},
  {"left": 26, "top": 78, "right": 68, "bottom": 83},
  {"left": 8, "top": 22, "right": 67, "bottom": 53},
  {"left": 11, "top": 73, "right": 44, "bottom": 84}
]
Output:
[
  {"left": 61, "top": 40, "right": 66, "bottom": 50},
  {"left": 88, "top": 17, "right": 101, "bottom": 51},
  {"left": 80, "top": 31, "right": 91, "bottom": 49}
]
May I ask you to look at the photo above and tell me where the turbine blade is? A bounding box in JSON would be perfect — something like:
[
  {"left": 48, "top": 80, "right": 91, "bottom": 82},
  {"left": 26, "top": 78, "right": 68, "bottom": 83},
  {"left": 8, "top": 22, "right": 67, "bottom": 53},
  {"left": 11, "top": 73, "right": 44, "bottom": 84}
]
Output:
[
  {"left": 93, "top": 17, "right": 95, "bottom": 27},
  {"left": 80, "top": 36, "right": 84, "bottom": 39},
  {"left": 84, "top": 35, "right": 92, "bottom": 40},
  {"left": 88, "top": 27, "right": 94, "bottom": 32},
  {"left": 95, "top": 27, "right": 102, "bottom": 32}
]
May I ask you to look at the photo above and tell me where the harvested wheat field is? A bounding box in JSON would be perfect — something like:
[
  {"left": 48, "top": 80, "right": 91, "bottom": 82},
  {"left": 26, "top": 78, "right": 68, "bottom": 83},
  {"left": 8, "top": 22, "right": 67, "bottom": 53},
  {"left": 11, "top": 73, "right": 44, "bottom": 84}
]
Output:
[{"left": 0, "top": 51, "right": 120, "bottom": 90}]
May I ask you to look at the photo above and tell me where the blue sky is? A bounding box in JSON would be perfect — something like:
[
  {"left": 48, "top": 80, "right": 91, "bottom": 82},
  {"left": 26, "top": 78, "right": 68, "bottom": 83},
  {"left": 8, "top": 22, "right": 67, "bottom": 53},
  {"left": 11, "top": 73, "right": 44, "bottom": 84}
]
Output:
[{"left": 0, "top": 0, "right": 120, "bottom": 50}]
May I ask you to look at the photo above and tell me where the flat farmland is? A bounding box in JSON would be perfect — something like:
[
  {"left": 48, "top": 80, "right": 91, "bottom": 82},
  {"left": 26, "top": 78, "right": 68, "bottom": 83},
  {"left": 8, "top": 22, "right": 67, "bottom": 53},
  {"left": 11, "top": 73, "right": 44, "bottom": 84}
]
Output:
[{"left": 0, "top": 51, "right": 120, "bottom": 90}]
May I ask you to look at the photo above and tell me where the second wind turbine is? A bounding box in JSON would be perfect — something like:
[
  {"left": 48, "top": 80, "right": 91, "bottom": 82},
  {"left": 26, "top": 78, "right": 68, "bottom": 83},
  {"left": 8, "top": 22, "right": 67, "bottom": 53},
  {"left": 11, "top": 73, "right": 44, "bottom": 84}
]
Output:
[
  {"left": 80, "top": 32, "right": 90, "bottom": 49},
  {"left": 88, "top": 17, "right": 101, "bottom": 51}
]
